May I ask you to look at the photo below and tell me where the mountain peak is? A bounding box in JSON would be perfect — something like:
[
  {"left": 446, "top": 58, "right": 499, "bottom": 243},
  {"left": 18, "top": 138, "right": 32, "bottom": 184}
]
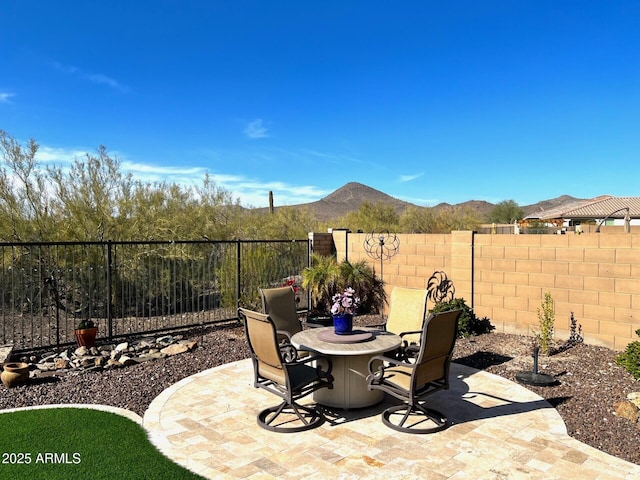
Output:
[{"left": 322, "top": 182, "right": 395, "bottom": 203}]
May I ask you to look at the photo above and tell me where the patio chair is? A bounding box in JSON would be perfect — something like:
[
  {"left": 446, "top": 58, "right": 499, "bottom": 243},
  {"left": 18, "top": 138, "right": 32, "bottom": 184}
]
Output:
[
  {"left": 260, "top": 286, "right": 308, "bottom": 360},
  {"left": 260, "top": 286, "right": 303, "bottom": 342},
  {"left": 374, "top": 286, "right": 428, "bottom": 360},
  {"left": 366, "top": 308, "right": 462, "bottom": 434},
  {"left": 238, "top": 307, "right": 333, "bottom": 433}
]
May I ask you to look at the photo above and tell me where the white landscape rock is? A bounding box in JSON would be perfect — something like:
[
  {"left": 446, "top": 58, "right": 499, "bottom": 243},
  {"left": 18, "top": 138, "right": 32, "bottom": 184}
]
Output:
[{"left": 25, "top": 334, "right": 197, "bottom": 377}]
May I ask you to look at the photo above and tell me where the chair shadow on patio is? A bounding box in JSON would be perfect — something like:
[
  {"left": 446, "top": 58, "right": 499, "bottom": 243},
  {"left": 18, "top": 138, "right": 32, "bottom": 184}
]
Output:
[{"left": 312, "top": 362, "right": 563, "bottom": 430}]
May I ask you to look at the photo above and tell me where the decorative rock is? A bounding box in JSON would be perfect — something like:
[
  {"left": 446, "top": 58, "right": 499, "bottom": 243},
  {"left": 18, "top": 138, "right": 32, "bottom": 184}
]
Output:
[
  {"left": 55, "top": 358, "right": 70, "bottom": 369},
  {"left": 80, "top": 357, "right": 97, "bottom": 368},
  {"left": 156, "top": 335, "right": 174, "bottom": 346},
  {"left": 74, "top": 346, "right": 89, "bottom": 356},
  {"left": 139, "top": 351, "right": 166, "bottom": 361},
  {"left": 118, "top": 355, "right": 137, "bottom": 366},
  {"left": 37, "top": 362, "right": 56, "bottom": 371},
  {"left": 41, "top": 353, "right": 59, "bottom": 363},
  {"left": 178, "top": 340, "right": 198, "bottom": 351},
  {"left": 25, "top": 332, "right": 200, "bottom": 377},
  {"left": 614, "top": 401, "right": 639, "bottom": 423},
  {"left": 628, "top": 392, "right": 640, "bottom": 409},
  {"left": 160, "top": 343, "right": 189, "bottom": 356}
]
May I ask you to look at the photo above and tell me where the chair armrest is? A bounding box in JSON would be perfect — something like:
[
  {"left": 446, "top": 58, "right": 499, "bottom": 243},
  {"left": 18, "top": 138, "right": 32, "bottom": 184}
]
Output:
[
  {"left": 288, "top": 352, "right": 333, "bottom": 377},
  {"left": 368, "top": 354, "right": 410, "bottom": 369},
  {"left": 276, "top": 329, "right": 293, "bottom": 341},
  {"left": 399, "top": 329, "right": 422, "bottom": 339},
  {"left": 367, "top": 354, "right": 415, "bottom": 382},
  {"left": 368, "top": 321, "right": 387, "bottom": 330}
]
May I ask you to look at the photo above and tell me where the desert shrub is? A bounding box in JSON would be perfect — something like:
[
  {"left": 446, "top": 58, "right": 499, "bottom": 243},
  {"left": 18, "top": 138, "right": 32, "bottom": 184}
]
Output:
[
  {"left": 429, "top": 297, "right": 493, "bottom": 338},
  {"left": 535, "top": 292, "right": 555, "bottom": 355},
  {"left": 615, "top": 329, "right": 640, "bottom": 379}
]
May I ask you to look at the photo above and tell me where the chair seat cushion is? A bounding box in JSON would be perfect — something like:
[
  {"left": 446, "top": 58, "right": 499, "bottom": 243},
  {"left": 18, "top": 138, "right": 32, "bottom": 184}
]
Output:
[
  {"left": 381, "top": 365, "right": 414, "bottom": 391},
  {"left": 288, "top": 363, "right": 326, "bottom": 392}
]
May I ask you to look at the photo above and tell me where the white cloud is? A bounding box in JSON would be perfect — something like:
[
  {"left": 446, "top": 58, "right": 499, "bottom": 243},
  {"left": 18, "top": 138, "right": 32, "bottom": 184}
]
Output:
[
  {"left": 122, "top": 161, "right": 207, "bottom": 176},
  {"left": 84, "top": 73, "right": 125, "bottom": 90},
  {"left": 36, "top": 145, "right": 90, "bottom": 163},
  {"left": 399, "top": 172, "right": 424, "bottom": 182},
  {"left": 219, "top": 178, "right": 327, "bottom": 208},
  {"left": 243, "top": 119, "right": 269, "bottom": 139},
  {"left": 33, "top": 142, "right": 325, "bottom": 208},
  {"left": 52, "top": 61, "right": 129, "bottom": 92},
  {"left": 0, "top": 92, "right": 15, "bottom": 103}
]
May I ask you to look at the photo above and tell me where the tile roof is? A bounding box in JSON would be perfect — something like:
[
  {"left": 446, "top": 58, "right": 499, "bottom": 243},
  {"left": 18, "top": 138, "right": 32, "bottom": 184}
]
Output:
[{"left": 525, "top": 195, "right": 640, "bottom": 220}]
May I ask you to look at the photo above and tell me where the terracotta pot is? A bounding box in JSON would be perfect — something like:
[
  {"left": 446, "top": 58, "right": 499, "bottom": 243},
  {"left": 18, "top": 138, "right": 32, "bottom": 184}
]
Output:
[
  {"left": 75, "top": 327, "right": 98, "bottom": 347},
  {"left": 1, "top": 362, "right": 30, "bottom": 388}
]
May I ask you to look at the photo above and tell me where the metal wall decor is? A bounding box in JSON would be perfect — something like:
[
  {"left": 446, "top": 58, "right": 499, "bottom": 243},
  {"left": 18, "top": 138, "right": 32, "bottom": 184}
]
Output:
[{"left": 363, "top": 230, "right": 400, "bottom": 281}]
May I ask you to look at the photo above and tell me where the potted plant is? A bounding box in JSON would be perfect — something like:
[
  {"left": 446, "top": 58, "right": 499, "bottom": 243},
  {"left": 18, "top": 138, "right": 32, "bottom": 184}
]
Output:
[
  {"left": 75, "top": 319, "right": 97, "bottom": 347},
  {"left": 331, "top": 287, "right": 360, "bottom": 335}
]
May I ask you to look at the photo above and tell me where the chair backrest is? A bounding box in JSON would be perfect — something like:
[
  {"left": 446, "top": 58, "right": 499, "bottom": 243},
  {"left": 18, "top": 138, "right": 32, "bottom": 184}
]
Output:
[
  {"left": 412, "top": 309, "right": 461, "bottom": 389},
  {"left": 239, "top": 308, "right": 286, "bottom": 385},
  {"left": 260, "top": 286, "right": 302, "bottom": 338},
  {"left": 385, "top": 286, "right": 428, "bottom": 343}
]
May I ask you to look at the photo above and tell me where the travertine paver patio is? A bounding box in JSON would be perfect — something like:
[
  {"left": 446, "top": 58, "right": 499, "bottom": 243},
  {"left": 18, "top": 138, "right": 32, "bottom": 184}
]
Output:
[{"left": 143, "top": 359, "right": 640, "bottom": 479}]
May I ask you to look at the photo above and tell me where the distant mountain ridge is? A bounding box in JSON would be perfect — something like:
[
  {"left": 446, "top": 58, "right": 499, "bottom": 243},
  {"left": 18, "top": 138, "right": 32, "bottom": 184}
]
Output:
[
  {"left": 301, "top": 182, "right": 415, "bottom": 221},
  {"left": 271, "top": 182, "right": 584, "bottom": 222}
]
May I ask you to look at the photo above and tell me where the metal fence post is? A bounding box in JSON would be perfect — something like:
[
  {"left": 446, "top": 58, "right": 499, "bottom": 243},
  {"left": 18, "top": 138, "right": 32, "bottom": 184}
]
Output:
[{"left": 106, "top": 240, "right": 113, "bottom": 340}]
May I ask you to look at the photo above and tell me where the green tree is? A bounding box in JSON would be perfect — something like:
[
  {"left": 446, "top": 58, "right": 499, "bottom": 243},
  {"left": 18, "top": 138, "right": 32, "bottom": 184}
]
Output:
[
  {"left": 486, "top": 200, "right": 524, "bottom": 224},
  {"left": 0, "top": 130, "right": 56, "bottom": 241},
  {"left": 399, "top": 205, "right": 481, "bottom": 233},
  {"left": 48, "top": 146, "right": 133, "bottom": 241},
  {"left": 337, "top": 201, "right": 399, "bottom": 233},
  {"left": 194, "top": 174, "right": 244, "bottom": 240},
  {"left": 239, "top": 206, "right": 317, "bottom": 240}
]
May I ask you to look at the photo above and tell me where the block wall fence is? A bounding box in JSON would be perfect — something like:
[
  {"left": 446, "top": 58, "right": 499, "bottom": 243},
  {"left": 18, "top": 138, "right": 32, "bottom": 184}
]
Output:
[{"left": 309, "top": 230, "right": 640, "bottom": 351}]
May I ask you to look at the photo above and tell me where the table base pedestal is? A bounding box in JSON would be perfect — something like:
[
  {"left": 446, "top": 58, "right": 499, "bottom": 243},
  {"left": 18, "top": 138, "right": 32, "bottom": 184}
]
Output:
[{"left": 313, "top": 354, "right": 383, "bottom": 409}]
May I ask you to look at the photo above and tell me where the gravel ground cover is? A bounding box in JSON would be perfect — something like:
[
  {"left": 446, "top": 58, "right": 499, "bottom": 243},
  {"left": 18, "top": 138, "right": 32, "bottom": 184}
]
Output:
[{"left": 0, "top": 320, "right": 638, "bottom": 466}]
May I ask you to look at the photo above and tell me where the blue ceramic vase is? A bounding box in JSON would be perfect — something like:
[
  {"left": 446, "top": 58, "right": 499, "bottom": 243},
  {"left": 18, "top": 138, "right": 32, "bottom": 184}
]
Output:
[{"left": 333, "top": 313, "right": 353, "bottom": 335}]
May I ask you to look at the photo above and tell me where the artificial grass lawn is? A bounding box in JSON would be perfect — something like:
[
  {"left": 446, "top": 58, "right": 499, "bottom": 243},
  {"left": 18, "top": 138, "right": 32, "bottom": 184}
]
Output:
[{"left": 0, "top": 408, "right": 206, "bottom": 480}]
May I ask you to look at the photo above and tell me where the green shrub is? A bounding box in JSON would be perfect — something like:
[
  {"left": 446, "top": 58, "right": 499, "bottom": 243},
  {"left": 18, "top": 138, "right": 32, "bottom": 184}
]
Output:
[
  {"left": 615, "top": 329, "right": 640, "bottom": 379},
  {"left": 302, "top": 255, "right": 387, "bottom": 314},
  {"left": 535, "top": 292, "right": 555, "bottom": 355},
  {"left": 429, "top": 297, "right": 493, "bottom": 338}
]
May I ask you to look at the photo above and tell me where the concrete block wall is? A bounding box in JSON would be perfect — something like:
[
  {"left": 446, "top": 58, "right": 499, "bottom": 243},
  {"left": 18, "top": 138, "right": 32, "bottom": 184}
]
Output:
[
  {"left": 308, "top": 232, "right": 334, "bottom": 257},
  {"left": 333, "top": 231, "right": 452, "bottom": 303},
  {"left": 328, "top": 230, "right": 640, "bottom": 350}
]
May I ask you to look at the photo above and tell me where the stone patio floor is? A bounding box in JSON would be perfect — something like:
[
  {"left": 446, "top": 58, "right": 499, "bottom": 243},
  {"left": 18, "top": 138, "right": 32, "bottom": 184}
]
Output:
[{"left": 143, "top": 359, "right": 640, "bottom": 479}]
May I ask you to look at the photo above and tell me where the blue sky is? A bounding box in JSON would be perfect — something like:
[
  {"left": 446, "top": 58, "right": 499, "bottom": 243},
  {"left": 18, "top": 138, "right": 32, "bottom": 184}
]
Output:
[{"left": 1, "top": 1, "right": 639, "bottom": 208}]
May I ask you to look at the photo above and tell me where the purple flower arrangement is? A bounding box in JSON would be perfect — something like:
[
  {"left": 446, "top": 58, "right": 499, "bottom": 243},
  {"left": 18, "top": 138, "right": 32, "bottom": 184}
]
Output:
[{"left": 330, "top": 287, "right": 361, "bottom": 316}]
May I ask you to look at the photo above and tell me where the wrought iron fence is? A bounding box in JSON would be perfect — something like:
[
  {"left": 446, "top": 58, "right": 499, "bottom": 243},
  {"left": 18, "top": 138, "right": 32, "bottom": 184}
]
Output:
[{"left": 0, "top": 239, "right": 309, "bottom": 352}]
